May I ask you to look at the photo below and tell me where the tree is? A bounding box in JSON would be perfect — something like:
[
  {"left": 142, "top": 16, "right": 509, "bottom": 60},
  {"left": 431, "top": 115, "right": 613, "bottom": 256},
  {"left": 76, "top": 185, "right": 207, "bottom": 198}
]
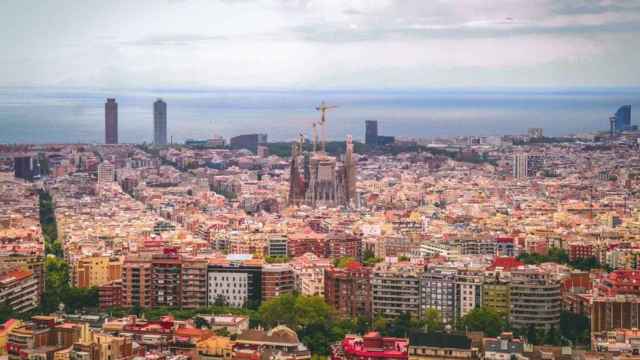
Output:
[
  {"left": 526, "top": 325, "right": 539, "bottom": 345},
  {"left": 258, "top": 293, "right": 297, "bottom": 328},
  {"left": 423, "top": 308, "right": 444, "bottom": 332},
  {"left": 0, "top": 302, "right": 17, "bottom": 323},
  {"left": 560, "top": 311, "right": 590, "bottom": 345},
  {"left": 458, "top": 307, "right": 507, "bottom": 337},
  {"left": 544, "top": 326, "right": 561, "bottom": 346},
  {"left": 387, "top": 312, "right": 415, "bottom": 338}
]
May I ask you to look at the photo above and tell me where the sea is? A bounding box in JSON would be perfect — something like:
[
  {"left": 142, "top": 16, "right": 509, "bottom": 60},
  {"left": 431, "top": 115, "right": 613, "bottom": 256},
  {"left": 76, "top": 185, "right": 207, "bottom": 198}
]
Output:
[{"left": 0, "top": 87, "right": 638, "bottom": 144}]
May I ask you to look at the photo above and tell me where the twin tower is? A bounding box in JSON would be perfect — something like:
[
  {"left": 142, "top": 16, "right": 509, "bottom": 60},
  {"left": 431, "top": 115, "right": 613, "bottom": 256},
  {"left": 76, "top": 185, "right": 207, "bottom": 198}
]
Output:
[{"left": 104, "top": 98, "right": 167, "bottom": 145}]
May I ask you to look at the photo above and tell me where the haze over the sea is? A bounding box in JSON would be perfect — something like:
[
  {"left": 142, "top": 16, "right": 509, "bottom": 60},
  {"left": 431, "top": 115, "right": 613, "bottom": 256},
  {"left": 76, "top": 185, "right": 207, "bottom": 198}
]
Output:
[{"left": 0, "top": 87, "right": 637, "bottom": 145}]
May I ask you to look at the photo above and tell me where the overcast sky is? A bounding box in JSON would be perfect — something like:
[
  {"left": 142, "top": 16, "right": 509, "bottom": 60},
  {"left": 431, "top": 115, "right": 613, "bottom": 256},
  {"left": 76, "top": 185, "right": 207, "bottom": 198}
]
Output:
[{"left": 1, "top": 0, "right": 639, "bottom": 89}]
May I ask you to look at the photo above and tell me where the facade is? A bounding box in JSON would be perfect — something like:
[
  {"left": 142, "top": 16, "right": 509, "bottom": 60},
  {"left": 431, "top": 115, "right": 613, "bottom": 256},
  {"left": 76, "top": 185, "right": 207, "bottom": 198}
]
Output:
[
  {"left": 365, "top": 120, "right": 379, "bottom": 146},
  {"left": 7, "top": 316, "right": 82, "bottom": 360},
  {"left": 153, "top": 99, "right": 167, "bottom": 145},
  {"left": 482, "top": 278, "right": 510, "bottom": 315},
  {"left": 229, "top": 133, "right": 267, "bottom": 154},
  {"left": 121, "top": 256, "right": 153, "bottom": 308},
  {"left": 0, "top": 269, "right": 39, "bottom": 313},
  {"left": 407, "top": 332, "right": 478, "bottom": 360},
  {"left": 0, "top": 255, "right": 45, "bottom": 299},
  {"left": 14, "top": 156, "right": 38, "bottom": 181},
  {"left": 325, "top": 232, "right": 362, "bottom": 259},
  {"left": 325, "top": 262, "right": 372, "bottom": 319},
  {"left": 513, "top": 153, "right": 544, "bottom": 178},
  {"left": 98, "top": 281, "right": 122, "bottom": 310},
  {"left": 290, "top": 253, "right": 331, "bottom": 297},
  {"left": 151, "top": 251, "right": 183, "bottom": 308},
  {"left": 591, "top": 296, "right": 640, "bottom": 333},
  {"left": 300, "top": 135, "right": 357, "bottom": 208},
  {"left": 105, "top": 98, "right": 118, "bottom": 144},
  {"left": 421, "top": 267, "right": 458, "bottom": 324},
  {"left": 207, "top": 260, "right": 262, "bottom": 308},
  {"left": 513, "top": 153, "right": 528, "bottom": 179},
  {"left": 371, "top": 262, "right": 423, "bottom": 319},
  {"left": 72, "top": 256, "right": 121, "bottom": 288},
  {"left": 261, "top": 263, "right": 294, "bottom": 301},
  {"left": 614, "top": 105, "right": 632, "bottom": 132},
  {"left": 509, "top": 267, "right": 561, "bottom": 330},
  {"left": 97, "top": 162, "right": 115, "bottom": 184},
  {"left": 267, "top": 235, "right": 288, "bottom": 258},
  {"left": 181, "top": 259, "right": 208, "bottom": 309},
  {"left": 456, "top": 268, "right": 483, "bottom": 318}
]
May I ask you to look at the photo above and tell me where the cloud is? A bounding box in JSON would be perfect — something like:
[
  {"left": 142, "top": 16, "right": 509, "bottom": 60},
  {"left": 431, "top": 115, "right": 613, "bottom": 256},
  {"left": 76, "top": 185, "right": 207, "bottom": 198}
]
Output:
[{"left": 123, "top": 34, "right": 228, "bottom": 47}]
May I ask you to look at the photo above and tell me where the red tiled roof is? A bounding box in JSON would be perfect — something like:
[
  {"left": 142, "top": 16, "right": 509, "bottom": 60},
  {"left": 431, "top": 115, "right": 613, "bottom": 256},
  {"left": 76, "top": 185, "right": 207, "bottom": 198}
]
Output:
[{"left": 487, "top": 257, "right": 523, "bottom": 271}]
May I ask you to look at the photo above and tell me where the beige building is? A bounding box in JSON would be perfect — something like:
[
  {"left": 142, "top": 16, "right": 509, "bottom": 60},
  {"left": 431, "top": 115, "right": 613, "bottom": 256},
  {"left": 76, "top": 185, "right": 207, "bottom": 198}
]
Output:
[{"left": 72, "top": 256, "right": 122, "bottom": 289}]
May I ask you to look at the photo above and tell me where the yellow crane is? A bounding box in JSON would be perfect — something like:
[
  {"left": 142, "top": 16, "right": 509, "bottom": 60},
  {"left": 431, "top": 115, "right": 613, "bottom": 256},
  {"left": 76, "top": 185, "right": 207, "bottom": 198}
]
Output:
[{"left": 315, "top": 101, "right": 337, "bottom": 153}]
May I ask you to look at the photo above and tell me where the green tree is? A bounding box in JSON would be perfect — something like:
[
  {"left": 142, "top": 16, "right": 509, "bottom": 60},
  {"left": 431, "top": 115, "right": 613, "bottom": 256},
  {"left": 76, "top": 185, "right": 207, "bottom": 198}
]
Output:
[
  {"left": 258, "top": 293, "right": 297, "bottom": 328},
  {"left": 526, "top": 325, "right": 539, "bottom": 345},
  {"left": 0, "top": 302, "right": 17, "bottom": 323},
  {"left": 458, "top": 307, "right": 507, "bottom": 337},
  {"left": 544, "top": 326, "right": 561, "bottom": 346},
  {"left": 423, "top": 308, "right": 444, "bottom": 332},
  {"left": 559, "top": 311, "right": 590, "bottom": 345}
]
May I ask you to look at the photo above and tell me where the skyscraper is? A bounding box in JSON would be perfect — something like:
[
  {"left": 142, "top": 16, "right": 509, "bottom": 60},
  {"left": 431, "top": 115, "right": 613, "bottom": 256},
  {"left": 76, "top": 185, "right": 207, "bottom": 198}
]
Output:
[
  {"left": 105, "top": 98, "right": 118, "bottom": 144},
  {"left": 614, "top": 105, "right": 632, "bottom": 132},
  {"left": 365, "top": 120, "right": 378, "bottom": 146},
  {"left": 153, "top": 99, "right": 167, "bottom": 145}
]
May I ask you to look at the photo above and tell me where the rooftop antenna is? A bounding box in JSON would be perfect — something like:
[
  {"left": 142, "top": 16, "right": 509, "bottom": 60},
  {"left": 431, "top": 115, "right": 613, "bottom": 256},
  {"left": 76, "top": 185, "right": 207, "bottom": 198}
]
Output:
[{"left": 315, "top": 101, "right": 337, "bottom": 153}]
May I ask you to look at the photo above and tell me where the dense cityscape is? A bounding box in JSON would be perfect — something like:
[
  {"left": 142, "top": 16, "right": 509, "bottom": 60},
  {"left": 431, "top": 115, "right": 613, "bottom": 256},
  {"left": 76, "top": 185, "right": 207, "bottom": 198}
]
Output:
[{"left": 0, "top": 94, "right": 638, "bottom": 360}]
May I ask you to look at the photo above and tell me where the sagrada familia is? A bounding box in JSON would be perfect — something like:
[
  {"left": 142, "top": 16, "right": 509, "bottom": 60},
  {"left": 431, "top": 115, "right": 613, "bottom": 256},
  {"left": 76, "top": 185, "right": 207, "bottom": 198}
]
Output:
[{"left": 287, "top": 103, "right": 357, "bottom": 208}]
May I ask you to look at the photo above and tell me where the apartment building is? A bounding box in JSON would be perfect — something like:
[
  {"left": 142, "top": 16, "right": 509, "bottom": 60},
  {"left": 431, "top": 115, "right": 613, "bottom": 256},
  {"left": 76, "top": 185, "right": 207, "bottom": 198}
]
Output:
[
  {"left": 121, "top": 256, "right": 153, "bottom": 308},
  {"left": 207, "top": 257, "right": 262, "bottom": 308},
  {"left": 0, "top": 269, "right": 39, "bottom": 313},
  {"left": 289, "top": 253, "right": 332, "bottom": 297},
  {"left": 456, "top": 268, "right": 484, "bottom": 318},
  {"left": 509, "top": 267, "right": 561, "bottom": 330},
  {"left": 0, "top": 255, "right": 45, "bottom": 298},
  {"left": 421, "top": 267, "right": 458, "bottom": 324},
  {"left": 181, "top": 259, "right": 208, "bottom": 309},
  {"left": 72, "top": 256, "right": 122, "bottom": 288},
  {"left": 371, "top": 261, "right": 423, "bottom": 319},
  {"left": 325, "top": 261, "right": 372, "bottom": 319},
  {"left": 261, "top": 263, "right": 294, "bottom": 301},
  {"left": 325, "top": 232, "right": 362, "bottom": 259}
]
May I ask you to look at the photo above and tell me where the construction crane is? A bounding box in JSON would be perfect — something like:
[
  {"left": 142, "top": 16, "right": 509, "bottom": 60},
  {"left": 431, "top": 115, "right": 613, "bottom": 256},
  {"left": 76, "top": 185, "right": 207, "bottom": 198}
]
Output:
[{"left": 315, "top": 101, "right": 337, "bottom": 153}]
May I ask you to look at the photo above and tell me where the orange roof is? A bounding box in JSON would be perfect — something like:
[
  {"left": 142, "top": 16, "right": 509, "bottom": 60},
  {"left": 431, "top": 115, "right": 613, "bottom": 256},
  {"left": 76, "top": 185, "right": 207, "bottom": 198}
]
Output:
[{"left": 0, "top": 269, "right": 32, "bottom": 284}]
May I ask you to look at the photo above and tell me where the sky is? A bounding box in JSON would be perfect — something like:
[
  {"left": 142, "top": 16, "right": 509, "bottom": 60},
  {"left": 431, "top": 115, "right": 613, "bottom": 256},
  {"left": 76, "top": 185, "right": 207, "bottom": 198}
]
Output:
[{"left": 1, "top": 0, "right": 640, "bottom": 89}]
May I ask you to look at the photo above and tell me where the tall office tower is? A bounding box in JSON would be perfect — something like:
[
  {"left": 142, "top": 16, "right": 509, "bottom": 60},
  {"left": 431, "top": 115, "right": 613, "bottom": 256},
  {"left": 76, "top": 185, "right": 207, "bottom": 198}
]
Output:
[
  {"left": 14, "top": 156, "right": 34, "bottom": 180},
  {"left": 513, "top": 153, "right": 528, "bottom": 179},
  {"left": 365, "top": 120, "right": 378, "bottom": 146},
  {"left": 614, "top": 105, "right": 632, "bottom": 132},
  {"left": 105, "top": 98, "right": 118, "bottom": 144},
  {"left": 153, "top": 99, "right": 167, "bottom": 145}
]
